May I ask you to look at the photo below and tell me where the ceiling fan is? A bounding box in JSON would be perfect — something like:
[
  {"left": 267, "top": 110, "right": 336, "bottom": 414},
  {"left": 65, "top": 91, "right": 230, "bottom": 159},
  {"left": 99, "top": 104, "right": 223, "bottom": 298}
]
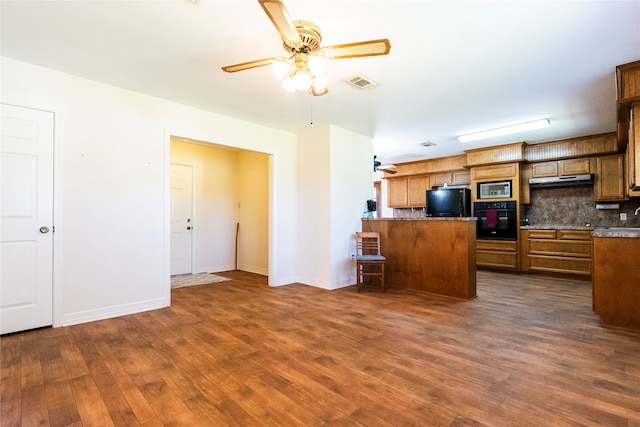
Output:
[
  {"left": 221, "top": 0, "right": 391, "bottom": 96},
  {"left": 374, "top": 156, "right": 397, "bottom": 174}
]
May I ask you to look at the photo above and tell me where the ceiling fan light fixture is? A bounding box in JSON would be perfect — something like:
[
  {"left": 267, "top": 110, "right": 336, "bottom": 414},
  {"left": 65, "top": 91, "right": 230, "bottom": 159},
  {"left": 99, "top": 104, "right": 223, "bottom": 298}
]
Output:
[
  {"left": 281, "top": 76, "right": 295, "bottom": 92},
  {"left": 292, "top": 69, "right": 312, "bottom": 91},
  {"left": 272, "top": 59, "right": 290, "bottom": 79},
  {"left": 308, "top": 55, "right": 325, "bottom": 74}
]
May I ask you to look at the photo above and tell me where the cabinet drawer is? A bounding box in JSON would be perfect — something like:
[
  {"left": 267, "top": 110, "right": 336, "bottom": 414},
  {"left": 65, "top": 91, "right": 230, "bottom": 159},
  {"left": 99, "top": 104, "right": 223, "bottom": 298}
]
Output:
[
  {"left": 529, "top": 240, "right": 591, "bottom": 257},
  {"left": 477, "top": 239, "right": 517, "bottom": 251},
  {"left": 477, "top": 251, "right": 518, "bottom": 269},
  {"left": 557, "top": 230, "right": 592, "bottom": 240},
  {"left": 529, "top": 255, "right": 591, "bottom": 276},
  {"left": 527, "top": 229, "right": 557, "bottom": 239}
]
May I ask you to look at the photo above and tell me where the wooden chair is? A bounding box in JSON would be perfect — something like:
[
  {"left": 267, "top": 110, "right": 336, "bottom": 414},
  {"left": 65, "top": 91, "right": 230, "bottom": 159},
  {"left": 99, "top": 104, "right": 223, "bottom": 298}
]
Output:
[{"left": 355, "top": 232, "right": 385, "bottom": 292}]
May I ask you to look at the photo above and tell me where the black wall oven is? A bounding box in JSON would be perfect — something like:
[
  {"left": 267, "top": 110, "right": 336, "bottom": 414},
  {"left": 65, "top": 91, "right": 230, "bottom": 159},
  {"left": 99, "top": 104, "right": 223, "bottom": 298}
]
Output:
[{"left": 473, "top": 201, "right": 518, "bottom": 240}]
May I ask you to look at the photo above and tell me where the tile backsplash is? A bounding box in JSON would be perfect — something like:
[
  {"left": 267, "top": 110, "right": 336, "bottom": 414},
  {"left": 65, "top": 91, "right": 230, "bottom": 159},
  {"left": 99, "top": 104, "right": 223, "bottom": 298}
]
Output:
[
  {"left": 523, "top": 186, "right": 640, "bottom": 228},
  {"left": 393, "top": 186, "right": 640, "bottom": 227}
]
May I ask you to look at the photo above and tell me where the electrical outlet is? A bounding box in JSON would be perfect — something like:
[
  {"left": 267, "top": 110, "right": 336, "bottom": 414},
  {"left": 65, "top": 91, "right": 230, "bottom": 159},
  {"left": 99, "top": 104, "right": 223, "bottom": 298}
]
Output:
[{"left": 620, "top": 212, "right": 627, "bottom": 221}]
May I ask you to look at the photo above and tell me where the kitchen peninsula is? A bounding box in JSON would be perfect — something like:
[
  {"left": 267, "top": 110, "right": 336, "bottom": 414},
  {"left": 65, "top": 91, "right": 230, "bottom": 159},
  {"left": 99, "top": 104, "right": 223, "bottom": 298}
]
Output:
[{"left": 362, "top": 218, "right": 477, "bottom": 300}]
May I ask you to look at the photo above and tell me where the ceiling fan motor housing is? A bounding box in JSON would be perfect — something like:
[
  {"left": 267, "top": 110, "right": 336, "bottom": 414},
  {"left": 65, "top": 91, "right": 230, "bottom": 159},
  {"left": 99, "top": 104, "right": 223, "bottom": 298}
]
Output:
[{"left": 282, "top": 20, "right": 322, "bottom": 53}]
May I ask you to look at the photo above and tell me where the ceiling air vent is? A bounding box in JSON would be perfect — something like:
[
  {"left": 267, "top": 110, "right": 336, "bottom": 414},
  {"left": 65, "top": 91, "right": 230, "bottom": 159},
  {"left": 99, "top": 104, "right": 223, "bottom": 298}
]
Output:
[
  {"left": 420, "top": 141, "right": 437, "bottom": 147},
  {"left": 346, "top": 74, "right": 378, "bottom": 90}
]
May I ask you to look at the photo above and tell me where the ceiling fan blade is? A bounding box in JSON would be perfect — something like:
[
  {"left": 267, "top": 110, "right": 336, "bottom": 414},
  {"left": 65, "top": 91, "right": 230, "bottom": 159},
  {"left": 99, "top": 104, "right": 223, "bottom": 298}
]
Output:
[
  {"left": 258, "top": 0, "right": 302, "bottom": 48},
  {"left": 222, "top": 57, "right": 281, "bottom": 73},
  {"left": 321, "top": 39, "right": 391, "bottom": 60},
  {"left": 311, "top": 86, "right": 328, "bottom": 96}
]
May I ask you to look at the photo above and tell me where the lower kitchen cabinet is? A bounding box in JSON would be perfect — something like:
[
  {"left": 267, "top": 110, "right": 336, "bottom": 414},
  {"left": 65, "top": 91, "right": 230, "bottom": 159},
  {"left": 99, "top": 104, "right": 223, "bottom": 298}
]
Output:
[
  {"left": 520, "top": 229, "right": 592, "bottom": 276},
  {"left": 476, "top": 239, "right": 518, "bottom": 270}
]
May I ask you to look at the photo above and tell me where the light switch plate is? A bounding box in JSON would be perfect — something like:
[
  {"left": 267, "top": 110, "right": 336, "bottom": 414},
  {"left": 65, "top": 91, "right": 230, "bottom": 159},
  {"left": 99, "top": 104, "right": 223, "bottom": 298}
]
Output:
[{"left": 620, "top": 213, "right": 627, "bottom": 220}]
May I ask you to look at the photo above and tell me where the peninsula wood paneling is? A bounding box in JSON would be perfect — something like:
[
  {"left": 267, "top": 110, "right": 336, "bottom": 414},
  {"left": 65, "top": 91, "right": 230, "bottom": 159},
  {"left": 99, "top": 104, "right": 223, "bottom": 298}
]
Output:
[
  {"left": 362, "top": 218, "right": 476, "bottom": 299},
  {"left": 593, "top": 236, "right": 640, "bottom": 330}
]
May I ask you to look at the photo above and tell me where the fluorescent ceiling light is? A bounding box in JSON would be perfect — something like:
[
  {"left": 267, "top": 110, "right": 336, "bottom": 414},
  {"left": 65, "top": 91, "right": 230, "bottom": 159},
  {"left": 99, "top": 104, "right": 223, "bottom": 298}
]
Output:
[{"left": 458, "top": 119, "right": 550, "bottom": 143}]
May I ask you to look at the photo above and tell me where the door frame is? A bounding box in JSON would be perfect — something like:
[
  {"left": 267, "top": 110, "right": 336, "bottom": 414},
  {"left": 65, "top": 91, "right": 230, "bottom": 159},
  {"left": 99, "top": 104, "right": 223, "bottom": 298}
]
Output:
[{"left": 2, "top": 99, "right": 64, "bottom": 328}]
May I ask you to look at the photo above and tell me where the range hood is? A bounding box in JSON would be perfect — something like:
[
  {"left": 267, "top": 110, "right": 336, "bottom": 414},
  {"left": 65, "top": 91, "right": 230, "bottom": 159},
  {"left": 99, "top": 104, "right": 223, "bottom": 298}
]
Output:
[{"left": 529, "top": 174, "right": 594, "bottom": 188}]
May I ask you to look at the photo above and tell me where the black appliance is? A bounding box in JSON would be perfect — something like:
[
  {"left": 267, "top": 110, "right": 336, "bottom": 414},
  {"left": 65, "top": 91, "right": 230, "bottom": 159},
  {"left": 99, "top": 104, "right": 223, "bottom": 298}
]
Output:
[
  {"left": 474, "top": 200, "right": 518, "bottom": 240},
  {"left": 425, "top": 188, "right": 471, "bottom": 217}
]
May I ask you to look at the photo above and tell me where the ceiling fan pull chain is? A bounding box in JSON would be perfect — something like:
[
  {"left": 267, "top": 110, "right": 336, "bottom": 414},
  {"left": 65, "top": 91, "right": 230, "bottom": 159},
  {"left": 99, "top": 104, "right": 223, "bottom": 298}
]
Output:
[{"left": 310, "top": 98, "right": 314, "bottom": 128}]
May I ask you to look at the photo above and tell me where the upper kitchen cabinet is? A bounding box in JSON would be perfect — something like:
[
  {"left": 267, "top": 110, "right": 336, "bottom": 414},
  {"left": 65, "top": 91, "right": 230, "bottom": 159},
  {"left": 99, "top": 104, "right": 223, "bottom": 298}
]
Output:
[
  {"left": 616, "top": 60, "right": 640, "bottom": 150},
  {"left": 627, "top": 102, "right": 640, "bottom": 197},
  {"left": 387, "top": 177, "right": 408, "bottom": 208},
  {"left": 387, "top": 175, "right": 431, "bottom": 208},
  {"left": 594, "top": 154, "right": 627, "bottom": 201},
  {"left": 530, "top": 158, "right": 591, "bottom": 178},
  {"left": 408, "top": 175, "right": 430, "bottom": 207}
]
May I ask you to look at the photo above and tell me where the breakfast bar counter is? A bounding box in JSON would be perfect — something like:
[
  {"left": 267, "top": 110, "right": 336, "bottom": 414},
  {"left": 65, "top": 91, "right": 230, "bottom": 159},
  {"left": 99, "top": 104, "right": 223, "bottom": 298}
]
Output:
[{"left": 362, "top": 218, "right": 477, "bottom": 300}]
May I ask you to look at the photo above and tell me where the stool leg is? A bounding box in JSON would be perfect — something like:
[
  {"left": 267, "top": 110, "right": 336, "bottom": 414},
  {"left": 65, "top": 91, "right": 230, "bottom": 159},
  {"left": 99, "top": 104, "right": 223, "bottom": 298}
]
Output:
[{"left": 356, "top": 262, "right": 361, "bottom": 292}]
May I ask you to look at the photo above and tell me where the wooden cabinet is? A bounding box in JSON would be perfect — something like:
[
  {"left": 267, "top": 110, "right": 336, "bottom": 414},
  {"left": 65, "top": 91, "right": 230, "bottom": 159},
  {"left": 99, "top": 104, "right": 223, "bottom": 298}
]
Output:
[
  {"left": 387, "top": 178, "right": 408, "bottom": 207},
  {"left": 452, "top": 170, "right": 471, "bottom": 185},
  {"left": 531, "top": 158, "right": 591, "bottom": 178},
  {"left": 616, "top": 60, "right": 640, "bottom": 148},
  {"left": 594, "top": 154, "right": 627, "bottom": 201},
  {"left": 471, "top": 163, "right": 519, "bottom": 181},
  {"left": 520, "top": 229, "right": 591, "bottom": 277},
  {"left": 430, "top": 172, "right": 451, "bottom": 188},
  {"left": 592, "top": 235, "right": 640, "bottom": 330},
  {"left": 408, "top": 175, "right": 429, "bottom": 207},
  {"left": 476, "top": 239, "right": 518, "bottom": 270},
  {"left": 627, "top": 102, "right": 640, "bottom": 196},
  {"left": 387, "top": 175, "right": 430, "bottom": 207}
]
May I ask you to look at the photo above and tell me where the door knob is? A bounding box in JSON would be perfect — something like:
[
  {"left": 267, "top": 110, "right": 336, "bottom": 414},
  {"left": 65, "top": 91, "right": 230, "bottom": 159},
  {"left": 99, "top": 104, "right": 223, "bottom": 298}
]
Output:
[
  {"left": 187, "top": 226, "right": 192, "bottom": 230},
  {"left": 39, "top": 226, "right": 50, "bottom": 233}
]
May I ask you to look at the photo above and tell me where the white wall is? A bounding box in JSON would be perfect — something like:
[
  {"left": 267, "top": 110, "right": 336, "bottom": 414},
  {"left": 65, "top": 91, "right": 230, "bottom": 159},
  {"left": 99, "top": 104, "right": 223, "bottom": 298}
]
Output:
[
  {"left": 237, "top": 150, "right": 269, "bottom": 275},
  {"left": 297, "top": 126, "right": 332, "bottom": 287},
  {"left": 329, "top": 126, "right": 373, "bottom": 288},
  {"left": 297, "top": 125, "right": 373, "bottom": 289},
  {"left": 1, "top": 57, "right": 297, "bottom": 326},
  {"left": 2, "top": 56, "right": 374, "bottom": 327}
]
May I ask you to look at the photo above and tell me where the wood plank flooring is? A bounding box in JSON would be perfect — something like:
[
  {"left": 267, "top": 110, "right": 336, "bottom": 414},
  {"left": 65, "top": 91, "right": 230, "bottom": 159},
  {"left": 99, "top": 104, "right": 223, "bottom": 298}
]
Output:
[{"left": 2, "top": 270, "right": 640, "bottom": 426}]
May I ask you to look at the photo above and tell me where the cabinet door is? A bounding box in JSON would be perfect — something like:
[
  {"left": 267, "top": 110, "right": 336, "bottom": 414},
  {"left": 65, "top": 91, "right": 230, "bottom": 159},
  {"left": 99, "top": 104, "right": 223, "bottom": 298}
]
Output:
[
  {"left": 452, "top": 170, "right": 471, "bottom": 185},
  {"left": 595, "top": 154, "right": 627, "bottom": 201},
  {"left": 558, "top": 158, "right": 591, "bottom": 175},
  {"left": 629, "top": 103, "right": 640, "bottom": 194},
  {"left": 408, "top": 175, "right": 430, "bottom": 207},
  {"left": 471, "top": 163, "right": 518, "bottom": 180},
  {"left": 531, "top": 161, "right": 559, "bottom": 178},
  {"left": 387, "top": 178, "right": 408, "bottom": 207},
  {"left": 429, "top": 172, "right": 452, "bottom": 188}
]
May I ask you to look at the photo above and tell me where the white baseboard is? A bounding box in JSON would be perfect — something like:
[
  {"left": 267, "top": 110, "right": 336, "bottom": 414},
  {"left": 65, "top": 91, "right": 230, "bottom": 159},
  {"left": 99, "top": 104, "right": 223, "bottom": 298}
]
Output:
[{"left": 62, "top": 297, "right": 167, "bottom": 327}]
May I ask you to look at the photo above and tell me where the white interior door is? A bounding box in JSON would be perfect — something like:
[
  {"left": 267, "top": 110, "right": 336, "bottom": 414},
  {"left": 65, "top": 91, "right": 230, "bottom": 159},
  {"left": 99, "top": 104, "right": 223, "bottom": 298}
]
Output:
[
  {"left": 170, "top": 163, "right": 193, "bottom": 276},
  {"left": 1, "top": 104, "right": 54, "bottom": 335}
]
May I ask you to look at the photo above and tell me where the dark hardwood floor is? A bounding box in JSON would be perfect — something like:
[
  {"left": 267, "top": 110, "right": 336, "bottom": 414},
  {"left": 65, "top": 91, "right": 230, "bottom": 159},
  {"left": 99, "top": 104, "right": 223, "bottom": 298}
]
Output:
[{"left": 2, "top": 270, "right": 640, "bottom": 426}]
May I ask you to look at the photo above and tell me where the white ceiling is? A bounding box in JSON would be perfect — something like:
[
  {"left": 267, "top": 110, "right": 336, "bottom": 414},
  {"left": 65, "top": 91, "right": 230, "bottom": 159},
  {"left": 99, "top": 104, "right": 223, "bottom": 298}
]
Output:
[{"left": 2, "top": 0, "right": 639, "bottom": 164}]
